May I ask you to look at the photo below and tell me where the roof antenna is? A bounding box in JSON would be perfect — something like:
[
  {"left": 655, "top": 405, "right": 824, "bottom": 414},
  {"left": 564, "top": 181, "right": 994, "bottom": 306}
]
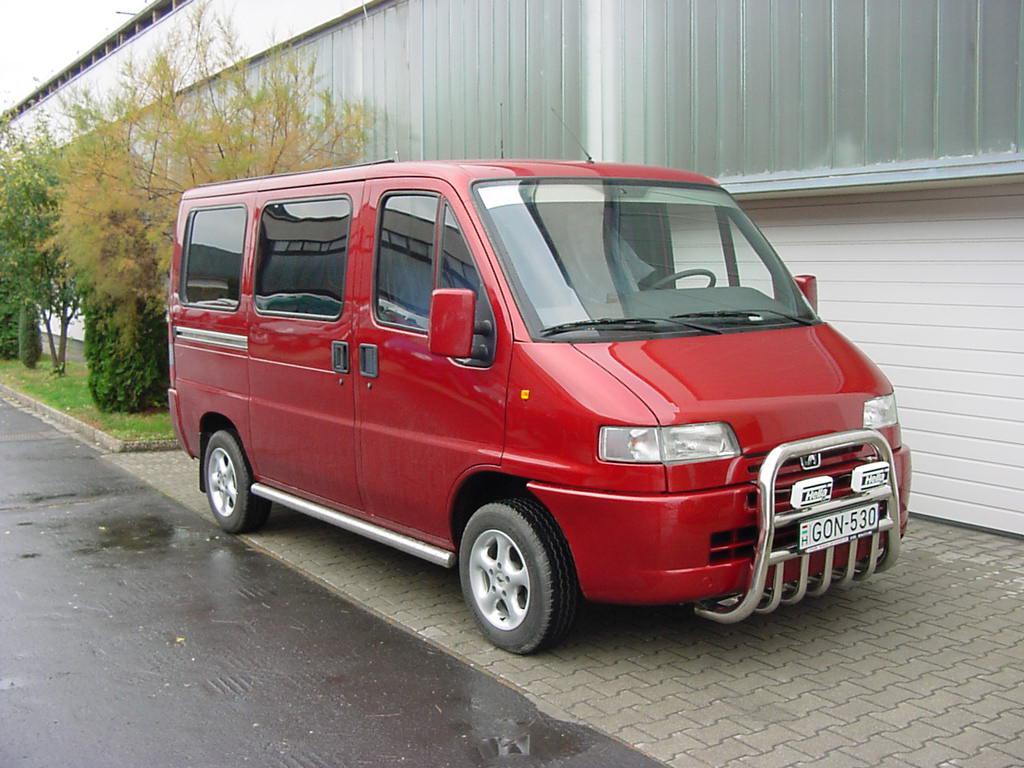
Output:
[
  {"left": 499, "top": 102, "right": 505, "bottom": 159},
  {"left": 550, "top": 107, "right": 593, "bottom": 163}
]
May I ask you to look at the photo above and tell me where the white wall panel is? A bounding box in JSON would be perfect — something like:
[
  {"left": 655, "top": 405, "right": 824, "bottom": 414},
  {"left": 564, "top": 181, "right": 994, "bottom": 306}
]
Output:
[
  {"left": 914, "top": 452, "right": 1023, "bottom": 492},
  {"left": 745, "top": 183, "right": 1024, "bottom": 535},
  {"left": 894, "top": 388, "right": 1024, "bottom": 422}
]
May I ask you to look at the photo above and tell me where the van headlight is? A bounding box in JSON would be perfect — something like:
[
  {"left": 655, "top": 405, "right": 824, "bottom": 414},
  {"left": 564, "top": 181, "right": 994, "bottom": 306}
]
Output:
[
  {"left": 863, "top": 394, "right": 899, "bottom": 429},
  {"left": 599, "top": 423, "right": 740, "bottom": 464}
]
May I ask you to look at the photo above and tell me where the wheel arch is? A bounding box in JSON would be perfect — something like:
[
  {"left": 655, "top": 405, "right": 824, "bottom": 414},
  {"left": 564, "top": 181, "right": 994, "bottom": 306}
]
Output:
[
  {"left": 447, "top": 469, "right": 575, "bottom": 554},
  {"left": 449, "top": 470, "right": 530, "bottom": 548},
  {"left": 198, "top": 412, "right": 243, "bottom": 492}
]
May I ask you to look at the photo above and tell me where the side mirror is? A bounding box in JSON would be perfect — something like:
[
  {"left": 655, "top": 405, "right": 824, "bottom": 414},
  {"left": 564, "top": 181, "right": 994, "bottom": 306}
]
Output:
[
  {"left": 429, "top": 289, "right": 476, "bottom": 358},
  {"left": 794, "top": 274, "right": 818, "bottom": 313}
]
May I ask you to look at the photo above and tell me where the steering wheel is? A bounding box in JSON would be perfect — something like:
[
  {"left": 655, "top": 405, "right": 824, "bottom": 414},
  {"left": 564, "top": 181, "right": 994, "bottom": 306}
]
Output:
[{"left": 649, "top": 268, "right": 718, "bottom": 290}]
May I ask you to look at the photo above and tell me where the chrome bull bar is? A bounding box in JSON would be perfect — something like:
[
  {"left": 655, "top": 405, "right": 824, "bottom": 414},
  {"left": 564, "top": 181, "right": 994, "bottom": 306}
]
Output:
[{"left": 695, "top": 428, "right": 901, "bottom": 624}]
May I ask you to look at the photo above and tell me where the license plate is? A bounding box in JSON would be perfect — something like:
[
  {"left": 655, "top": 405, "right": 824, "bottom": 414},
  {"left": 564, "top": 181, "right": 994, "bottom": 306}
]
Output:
[{"left": 798, "top": 503, "right": 879, "bottom": 553}]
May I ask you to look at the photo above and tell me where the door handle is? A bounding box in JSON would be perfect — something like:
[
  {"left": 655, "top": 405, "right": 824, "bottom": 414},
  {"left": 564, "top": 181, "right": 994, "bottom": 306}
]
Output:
[
  {"left": 331, "top": 341, "right": 349, "bottom": 374},
  {"left": 359, "top": 344, "right": 378, "bottom": 378}
]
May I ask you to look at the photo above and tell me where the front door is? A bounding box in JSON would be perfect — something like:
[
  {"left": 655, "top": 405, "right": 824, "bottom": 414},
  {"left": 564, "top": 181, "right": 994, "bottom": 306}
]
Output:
[
  {"left": 353, "top": 179, "right": 510, "bottom": 543},
  {"left": 247, "top": 183, "right": 363, "bottom": 511}
]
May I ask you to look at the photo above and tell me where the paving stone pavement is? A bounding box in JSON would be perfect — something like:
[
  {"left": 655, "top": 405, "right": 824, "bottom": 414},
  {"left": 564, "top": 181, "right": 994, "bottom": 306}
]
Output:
[{"left": 108, "top": 450, "right": 1024, "bottom": 768}]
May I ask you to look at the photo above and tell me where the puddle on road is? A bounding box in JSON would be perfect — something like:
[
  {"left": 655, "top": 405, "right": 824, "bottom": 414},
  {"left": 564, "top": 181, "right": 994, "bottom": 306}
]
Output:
[
  {"left": 318, "top": 668, "right": 589, "bottom": 765},
  {"left": 68, "top": 514, "right": 201, "bottom": 556},
  {"left": 468, "top": 717, "right": 584, "bottom": 765}
]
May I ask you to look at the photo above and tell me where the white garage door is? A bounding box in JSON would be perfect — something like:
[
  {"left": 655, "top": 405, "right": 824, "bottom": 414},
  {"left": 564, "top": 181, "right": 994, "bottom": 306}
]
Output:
[{"left": 742, "top": 183, "right": 1024, "bottom": 536}]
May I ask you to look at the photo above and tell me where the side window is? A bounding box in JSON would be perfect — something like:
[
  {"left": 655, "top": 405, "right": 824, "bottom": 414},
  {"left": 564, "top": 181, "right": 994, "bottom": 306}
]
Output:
[
  {"left": 439, "top": 206, "right": 482, "bottom": 294},
  {"left": 255, "top": 197, "right": 351, "bottom": 318},
  {"left": 182, "top": 207, "right": 247, "bottom": 307},
  {"left": 439, "top": 205, "right": 496, "bottom": 366},
  {"left": 375, "top": 193, "right": 438, "bottom": 331}
]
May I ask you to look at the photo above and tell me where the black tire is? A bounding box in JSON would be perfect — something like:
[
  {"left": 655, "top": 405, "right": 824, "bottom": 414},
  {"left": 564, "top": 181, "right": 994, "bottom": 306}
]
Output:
[
  {"left": 459, "top": 497, "right": 579, "bottom": 654},
  {"left": 202, "top": 430, "right": 270, "bottom": 534}
]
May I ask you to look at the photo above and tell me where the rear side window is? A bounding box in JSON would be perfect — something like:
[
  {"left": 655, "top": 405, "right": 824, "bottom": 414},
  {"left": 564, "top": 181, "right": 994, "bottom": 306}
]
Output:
[
  {"left": 255, "top": 197, "right": 351, "bottom": 318},
  {"left": 182, "top": 206, "right": 247, "bottom": 308},
  {"left": 375, "top": 193, "right": 438, "bottom": 331}
]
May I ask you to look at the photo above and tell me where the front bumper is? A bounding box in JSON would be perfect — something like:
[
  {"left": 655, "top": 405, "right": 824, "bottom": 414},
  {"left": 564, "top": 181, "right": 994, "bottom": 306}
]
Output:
[{"left": 529, "top": 429, "right": 910, "bottom": 610}]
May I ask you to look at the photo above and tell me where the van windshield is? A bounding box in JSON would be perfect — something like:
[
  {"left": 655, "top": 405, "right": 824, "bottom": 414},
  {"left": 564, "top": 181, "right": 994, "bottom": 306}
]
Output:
[{"left": 474, "top": 180, "right": 817, "bottom": 338}]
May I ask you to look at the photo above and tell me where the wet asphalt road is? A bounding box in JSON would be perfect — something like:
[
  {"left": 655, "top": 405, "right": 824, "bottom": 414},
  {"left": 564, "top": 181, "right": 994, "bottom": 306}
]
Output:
[{"left": 0, "top": 399, "right": 660, "bottom": 768}]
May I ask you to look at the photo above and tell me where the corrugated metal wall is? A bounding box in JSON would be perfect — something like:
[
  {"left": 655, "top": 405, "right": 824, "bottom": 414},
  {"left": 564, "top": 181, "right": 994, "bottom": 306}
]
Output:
[
  {"left": 280, "top": 0, "right": 1023, "bottom": 179},
  {"left": 308, "top": 0, "right": 588, "bottom": 164}
]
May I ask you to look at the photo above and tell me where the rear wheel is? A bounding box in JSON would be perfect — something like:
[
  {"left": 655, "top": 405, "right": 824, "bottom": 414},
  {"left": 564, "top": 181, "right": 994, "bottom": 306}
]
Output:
[
  {"left": 203, "top": 430, "right": 270, "bottom": 534},
  {"left": 459, "top": 498, "right": 579, "bottom": 654}
]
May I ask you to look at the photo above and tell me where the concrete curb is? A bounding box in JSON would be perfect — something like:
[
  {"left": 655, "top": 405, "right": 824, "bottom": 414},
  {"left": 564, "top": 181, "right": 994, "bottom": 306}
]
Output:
[{"left": 0, "top": 381, "right": 177, "bottom": 453}]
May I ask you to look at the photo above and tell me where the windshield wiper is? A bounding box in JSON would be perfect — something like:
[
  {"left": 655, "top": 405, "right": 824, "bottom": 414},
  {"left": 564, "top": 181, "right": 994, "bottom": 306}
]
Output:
[
  {"left": 540, "top": 317, "right": 661, "bottom": 337},
  {"left": 670, "top": 309, "right": 814, "bottom": 326},
  {"left": 541, "top": 316, "right": 724, "bottom": 337},
  {"left": 753, "top": 309, "right": 816, "bottom": 325}
]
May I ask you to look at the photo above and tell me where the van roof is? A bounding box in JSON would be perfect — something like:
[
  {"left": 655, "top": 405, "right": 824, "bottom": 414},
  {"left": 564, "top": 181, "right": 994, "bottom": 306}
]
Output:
[{"left": 181, "top": 159, "right": 719, "bottom": 200}]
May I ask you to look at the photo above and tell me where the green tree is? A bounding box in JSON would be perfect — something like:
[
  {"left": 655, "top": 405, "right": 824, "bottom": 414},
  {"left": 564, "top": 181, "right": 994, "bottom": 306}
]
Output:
[
  {"left": 57, "top": 1, "right": 367, "bottom": 410},
  {"left": 0, "top": 120, "right": 80, "bottom": 373},
  {"left": 83, "top": 302, "right": 167, "bottom": 412},
  {"left": 0, "top": 251, "right": 19, "bottom": 358},
  {"left": 17, "top": 303, "right": 41, "bottom": 369}
]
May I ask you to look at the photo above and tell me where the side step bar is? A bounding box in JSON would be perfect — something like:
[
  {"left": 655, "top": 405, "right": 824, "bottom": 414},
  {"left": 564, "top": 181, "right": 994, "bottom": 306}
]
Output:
[{"left": 250, "top": 483, "right": 456, "bottom": 568}]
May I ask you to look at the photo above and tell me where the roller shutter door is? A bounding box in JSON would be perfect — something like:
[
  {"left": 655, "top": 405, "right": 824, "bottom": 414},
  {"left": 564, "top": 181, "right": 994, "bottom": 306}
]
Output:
[{"left": 743, "top": 183, "right": 1024, "bottom": 535}]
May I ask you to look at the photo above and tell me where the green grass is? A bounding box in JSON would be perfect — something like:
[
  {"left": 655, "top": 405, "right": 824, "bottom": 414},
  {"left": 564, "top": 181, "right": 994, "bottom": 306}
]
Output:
[{"left": 0, "top": 359, "right": 173, "bottom": 442}]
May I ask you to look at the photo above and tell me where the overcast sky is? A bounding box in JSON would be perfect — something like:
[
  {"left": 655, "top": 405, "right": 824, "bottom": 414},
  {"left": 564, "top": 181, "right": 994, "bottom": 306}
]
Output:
[{"left": 0, "top": 1, "right": 150, "bottom": 111}]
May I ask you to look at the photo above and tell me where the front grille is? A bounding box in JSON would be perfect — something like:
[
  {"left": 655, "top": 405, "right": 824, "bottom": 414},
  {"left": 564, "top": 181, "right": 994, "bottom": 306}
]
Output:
[
  {"left": 772, "top": 444, "right": 871, "bottom": 513},
  {"left": 771, "top": 443, "right": 881, "bottom": 554},
  {"left": 712, "top": 443, "right": 886, "bottom": 565}
]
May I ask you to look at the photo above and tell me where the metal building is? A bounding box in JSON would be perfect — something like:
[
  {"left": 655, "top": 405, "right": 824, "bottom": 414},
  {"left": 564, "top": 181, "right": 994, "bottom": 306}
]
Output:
[{"left": 10, "top": 0, "right": 1024, "bottom": 534}]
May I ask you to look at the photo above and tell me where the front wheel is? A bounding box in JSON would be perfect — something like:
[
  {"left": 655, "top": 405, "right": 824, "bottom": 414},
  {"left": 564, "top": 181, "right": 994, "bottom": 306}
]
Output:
[
  {"left": 459, "top": 498, "right": 579, "bottom": 654},
  {"left": 203, "top": 430, "right": 270, "bottom": 534}
]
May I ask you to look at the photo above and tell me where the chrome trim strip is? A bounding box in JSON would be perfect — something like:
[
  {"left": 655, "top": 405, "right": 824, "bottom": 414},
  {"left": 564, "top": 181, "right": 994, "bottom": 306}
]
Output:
[
  {"left": 250, "top": 483, "right": 456, "bottom": 568},
  {"left": 174, "top": 326, "right": 249, "bottom": 351},
  {"left": 695, "top": 428, "right": 901, "bottom": 624}
]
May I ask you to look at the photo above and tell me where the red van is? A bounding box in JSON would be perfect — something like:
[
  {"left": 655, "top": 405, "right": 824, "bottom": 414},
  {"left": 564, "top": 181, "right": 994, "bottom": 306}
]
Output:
[{"left": 168, "top": 160, "right": 910, "bottom": 654}]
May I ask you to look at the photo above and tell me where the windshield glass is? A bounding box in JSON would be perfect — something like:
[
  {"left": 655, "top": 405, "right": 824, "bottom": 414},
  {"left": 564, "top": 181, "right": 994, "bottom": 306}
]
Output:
[{"left": 474, "top": 180, "right": 817, "bottom": 338}]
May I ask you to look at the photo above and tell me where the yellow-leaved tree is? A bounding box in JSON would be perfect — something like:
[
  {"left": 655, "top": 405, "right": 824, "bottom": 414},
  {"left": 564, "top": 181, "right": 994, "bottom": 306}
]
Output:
[{"left": 58, "top": 2, "right": 368, "bottom": 411}]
